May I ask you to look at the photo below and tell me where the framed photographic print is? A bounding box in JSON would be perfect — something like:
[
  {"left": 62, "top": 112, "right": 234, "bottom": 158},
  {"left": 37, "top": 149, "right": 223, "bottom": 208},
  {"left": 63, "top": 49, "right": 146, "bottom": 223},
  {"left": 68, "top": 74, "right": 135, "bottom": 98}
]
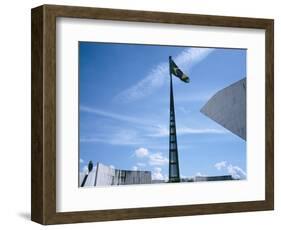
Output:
[{"left": 31, "top": 4, "right": 274, "bottom": 225}]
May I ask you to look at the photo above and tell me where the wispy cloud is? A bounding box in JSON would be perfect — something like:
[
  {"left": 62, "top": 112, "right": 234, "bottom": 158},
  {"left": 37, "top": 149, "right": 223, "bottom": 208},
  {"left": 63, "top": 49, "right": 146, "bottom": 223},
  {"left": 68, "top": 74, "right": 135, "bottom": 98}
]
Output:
[
  {"left": 180, "top": 128, "right": 226, "bottom": 134},
  {"left": 80, "top": 129, "right": 143, "bottom": 146},
  {"left": 114, "top": 47, "right": 214, "bottom": 103},
  {"left": 178, "top": 106, "right": 190, "bottom": 114},
  {"left": 227, "top": 164, "right": 246, "bottom": 179},
  {"left": 132, "top": 147, "right": 168, "bottom": 167},
  {"left": 152, "top": 167, "right": 168, "bottom": 181},
  {"left": 195, "top": 172, "right": 207, "bottom": 177},
  {"left": 136, "top": 162, "right": 146, "bottom": 167},
  {"left": 131, "top": 163, "right": 147, "bottom": 171},
  {"left": 80, "top": 106, "right": 226, "bottom": 146},
  {"left": 80, "top": 105, "right": 149, "bottom": 126},
  {"left": 147, "top": 125, "right": 226, "bottom": 137},
  {"left": 109, "top": 165, "right": 115, "bottom": 169},
  {"left": 214, "top": 161, "right": 227, "bottom": 170},
  {"left": 214, "top": 161, "right": 246, "bottom": 179},
  {"left": 81, "top": 165, "right": 88, "bottom": 173},
  {"left": 132, "top": 166, "right": 138, "bottom": 171},
  {"left": 134, "top": 147, "right": 149, "bottom": 158},
  {"left": 148, "top": 152, "right": 169, "bottom": 166},
  {"left": 80, "top": 125, "right": 224, "bottom": 146},
  {"left": 174, "top": 47, "right": 214, "bottom": 69}
]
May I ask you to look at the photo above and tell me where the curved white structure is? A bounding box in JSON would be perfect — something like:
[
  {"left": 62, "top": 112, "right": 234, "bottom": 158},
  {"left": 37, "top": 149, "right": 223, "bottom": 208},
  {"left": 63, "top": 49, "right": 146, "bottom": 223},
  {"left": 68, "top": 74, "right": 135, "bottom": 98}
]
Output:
[{"left": 201, "top": 78, "right": 246, "bottom": 140}]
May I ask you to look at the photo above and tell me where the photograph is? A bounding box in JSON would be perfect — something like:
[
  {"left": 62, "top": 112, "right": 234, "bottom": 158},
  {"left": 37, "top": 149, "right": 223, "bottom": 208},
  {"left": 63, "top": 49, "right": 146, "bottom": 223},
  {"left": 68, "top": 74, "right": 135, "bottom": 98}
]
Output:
[
  {"left": 28, "top": 2, "right": 276, "bottom": 224},
  {"left": 78, "top": 42, "right": 247, "bottom": 187},
  {"left": 30, "top": 4, "right": 274, "bottom": 224}
]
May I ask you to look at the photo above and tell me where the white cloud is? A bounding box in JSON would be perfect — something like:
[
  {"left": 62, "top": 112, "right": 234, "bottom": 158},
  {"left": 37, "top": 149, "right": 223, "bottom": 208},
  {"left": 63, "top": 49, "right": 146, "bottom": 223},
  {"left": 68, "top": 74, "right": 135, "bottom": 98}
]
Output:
[
  {"left": 152, "top": 167, "right": 165, "bottom": 180},
  {"left": 227, "top": 164, "right": 246, "bottom": 179},
  {"left": 214, "top": 161, "right": 246, "bottom": 179},
  {"left": 82, "top": 165, "right": 88, "bottom": 173},
  {"left": 133, "top": 148, "right": 168, "bottom": 167},
  {"left": 79, "top": 106, "right": 226, "bottom": 148},
  {"left": 80, "top": 105, "right": 148, "bottom": 126},
  {"left": 114, "top": 48, "right": 214, "bottom": 103},
  {"left": 136, "top": 162, "right": 146, "bottom": 167},
  {"left": 109, "top": 165, "right": 115, "bottom": 169},
  {"left": 81, "top": 129, "right": 143, "bottom": 146},
  {"left": 149, "top": 152, "right": 168, "bottom": 166},
  {"left": 214, "top": 161, "right": 227, "bottom": 170},
  {"left": 132, "top": 166, "right": 138, "bottom": 171},
  {"left": 174, "top": 47, "right": 214, "bottom": 69},
  {"left": 134, "top": 147, "right": 149, "bottom": 158},
  {"left": 81, "top": 125, "right": 226, "bottom": 145},
  {"left": 114, "top": 62, "right": 168, "bottom": 103},
  {"left": 178, "top": 127, "right": 226, "bottom": 135},
  {"left": 147, "top": 125, "right": 226, "bottom": 137},
  {"left": 195, "top": 172, "right": 207, "bottom": 177},
  {"left": 147, "top": 125, "right": 169, "bottom": 137},
  {"left": 178, "top": 106, "right": 190, "bottom": 114},
  {"left": 80, "top": 158, "right": 84, "bottom": 164}
]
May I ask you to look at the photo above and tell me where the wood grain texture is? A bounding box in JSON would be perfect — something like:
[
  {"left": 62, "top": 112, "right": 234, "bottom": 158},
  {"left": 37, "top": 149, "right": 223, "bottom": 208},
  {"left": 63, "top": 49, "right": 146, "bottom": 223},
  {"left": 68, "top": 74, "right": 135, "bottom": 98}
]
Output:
[
  {"left": 265, "top": 19, "right": 274, "bottom": 210},
  {"left": 31, "top": 4, "right": 274, "bottom": 225},
  {"left": 31, "top": 6, "right": 44, "bottom": 224}
]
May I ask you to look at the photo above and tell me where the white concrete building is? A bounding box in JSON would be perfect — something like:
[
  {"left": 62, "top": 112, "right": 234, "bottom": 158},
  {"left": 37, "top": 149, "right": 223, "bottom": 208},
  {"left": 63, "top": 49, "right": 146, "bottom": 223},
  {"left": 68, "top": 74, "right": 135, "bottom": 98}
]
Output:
[
  {"left": 201, "top": 78, "right": 246, "bottom": 140},
  {"left": 80, "top": 162, "right": 152, "bottom": 187}
]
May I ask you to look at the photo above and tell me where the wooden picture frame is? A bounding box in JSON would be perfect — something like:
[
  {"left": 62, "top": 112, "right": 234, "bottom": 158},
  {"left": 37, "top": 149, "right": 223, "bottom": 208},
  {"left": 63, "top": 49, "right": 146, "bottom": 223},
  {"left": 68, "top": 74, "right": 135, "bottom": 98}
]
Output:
[{"left": 31, "top": 4, "right": 274, "bottom": 225}]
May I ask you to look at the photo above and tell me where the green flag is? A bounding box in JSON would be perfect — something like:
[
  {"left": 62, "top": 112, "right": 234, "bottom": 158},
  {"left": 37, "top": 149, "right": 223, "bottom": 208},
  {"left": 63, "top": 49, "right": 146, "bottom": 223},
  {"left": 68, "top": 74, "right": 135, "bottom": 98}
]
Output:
[{"left": 169, "top": 56, "right": 190, "bottom": 83}]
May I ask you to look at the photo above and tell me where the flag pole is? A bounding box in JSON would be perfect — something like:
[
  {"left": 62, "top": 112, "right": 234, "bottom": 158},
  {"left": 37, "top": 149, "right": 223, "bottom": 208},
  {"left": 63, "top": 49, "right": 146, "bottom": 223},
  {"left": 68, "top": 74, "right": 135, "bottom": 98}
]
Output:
[{"left": 168, "top": 56, "right": 180, "bottom": 183}]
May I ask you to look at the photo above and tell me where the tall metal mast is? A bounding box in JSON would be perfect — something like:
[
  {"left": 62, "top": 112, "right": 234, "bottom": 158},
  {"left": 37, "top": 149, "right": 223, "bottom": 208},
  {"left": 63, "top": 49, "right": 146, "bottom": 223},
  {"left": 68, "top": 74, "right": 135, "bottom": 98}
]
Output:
[{"left": 169, "top": 56, "right": 180, "bottom": 182}]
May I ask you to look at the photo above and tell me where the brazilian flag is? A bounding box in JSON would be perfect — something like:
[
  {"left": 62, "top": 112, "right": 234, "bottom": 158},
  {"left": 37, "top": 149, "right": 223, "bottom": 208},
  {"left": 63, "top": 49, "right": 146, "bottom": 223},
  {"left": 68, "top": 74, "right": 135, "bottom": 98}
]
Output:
[{"left": 169, "top": 56, "right": 190, "bottom": 83}]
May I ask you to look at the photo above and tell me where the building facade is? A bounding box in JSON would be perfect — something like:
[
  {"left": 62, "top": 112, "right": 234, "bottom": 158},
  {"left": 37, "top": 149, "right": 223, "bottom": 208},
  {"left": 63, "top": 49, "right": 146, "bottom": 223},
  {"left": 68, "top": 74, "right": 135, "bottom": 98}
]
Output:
[
  {"left": 201, "top": 78, "right": 246, "bottom": 140},
  {"left": 80, "top": 162, "right": 152, "bottom": 187},
  {"left": 194, "top": 175, "right": 233, "bottom": 182}
]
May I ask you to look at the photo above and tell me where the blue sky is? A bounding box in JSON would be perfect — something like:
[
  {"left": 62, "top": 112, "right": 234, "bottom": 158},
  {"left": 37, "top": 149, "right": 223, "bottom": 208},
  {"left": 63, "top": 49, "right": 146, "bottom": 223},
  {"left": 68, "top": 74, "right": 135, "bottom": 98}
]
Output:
[{"left": 79, "top": 42, "right": 246, "bottom": 181}]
